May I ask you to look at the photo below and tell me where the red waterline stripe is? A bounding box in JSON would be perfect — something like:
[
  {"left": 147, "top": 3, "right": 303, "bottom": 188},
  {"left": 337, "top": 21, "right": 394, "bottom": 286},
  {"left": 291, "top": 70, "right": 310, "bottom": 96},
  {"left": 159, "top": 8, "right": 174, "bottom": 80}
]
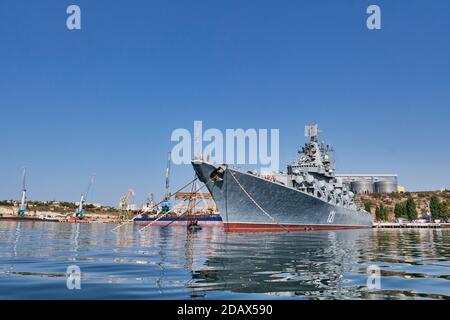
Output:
[{"left": 224, "top": 222, "right": 372, "bottom": 232}]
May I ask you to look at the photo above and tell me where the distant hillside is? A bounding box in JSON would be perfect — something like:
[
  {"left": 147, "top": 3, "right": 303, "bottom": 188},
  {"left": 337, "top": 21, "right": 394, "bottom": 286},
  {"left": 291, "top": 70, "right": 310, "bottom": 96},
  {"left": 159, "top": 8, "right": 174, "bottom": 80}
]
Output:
[
  {"left": 356, "top": 190, "right": 450, "bottom": 221},
  {"left": 0, "top": 200, "right": 121, "bottom": 217}
]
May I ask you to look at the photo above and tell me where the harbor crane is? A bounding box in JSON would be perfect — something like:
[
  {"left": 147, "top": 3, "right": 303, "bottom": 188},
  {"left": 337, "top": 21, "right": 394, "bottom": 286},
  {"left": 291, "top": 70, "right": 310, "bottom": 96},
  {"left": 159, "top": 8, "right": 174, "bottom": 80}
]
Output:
[
  {"left": 160, "top": 152, "right": 172, "bottom": 212},
  {"left": 18, "top": 168, "right": 27, "bottom": 217},
  {"left": 119, "top": 188, "right": 136, "bottom": 220},
  {"left": 75, "top": 176, "right": 95, "bottom": 219},
  {"left": 119, "top": 188, "right": 136, "bottom": 211}
]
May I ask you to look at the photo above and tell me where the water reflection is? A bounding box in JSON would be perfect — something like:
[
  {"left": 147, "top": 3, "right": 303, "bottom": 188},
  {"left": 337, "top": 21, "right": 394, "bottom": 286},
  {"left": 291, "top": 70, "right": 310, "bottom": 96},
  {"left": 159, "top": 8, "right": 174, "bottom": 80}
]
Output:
[
  {"left": 190, "top": 230, "right": 370, "bottom": 299},
  {"left": 0, "top": 221, "right": 449, "bottom": 299}
]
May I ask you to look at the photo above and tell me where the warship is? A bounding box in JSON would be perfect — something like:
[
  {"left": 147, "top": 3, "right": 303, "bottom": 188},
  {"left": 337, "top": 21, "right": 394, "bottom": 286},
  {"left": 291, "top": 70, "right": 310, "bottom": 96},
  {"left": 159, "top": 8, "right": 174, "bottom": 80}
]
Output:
[{"left": 192, "top": 125, "right": 372, "bottom": 231}]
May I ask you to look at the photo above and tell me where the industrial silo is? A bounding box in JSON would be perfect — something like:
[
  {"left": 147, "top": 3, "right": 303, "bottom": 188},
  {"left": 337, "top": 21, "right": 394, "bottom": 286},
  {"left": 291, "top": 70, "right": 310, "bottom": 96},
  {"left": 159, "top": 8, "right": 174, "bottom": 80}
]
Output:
[
  {"left": 350, "top": 181, "right": 374, "bottom": 194},
  {"left": 374, "top": 180, "right": 397, "bottom": 193}
]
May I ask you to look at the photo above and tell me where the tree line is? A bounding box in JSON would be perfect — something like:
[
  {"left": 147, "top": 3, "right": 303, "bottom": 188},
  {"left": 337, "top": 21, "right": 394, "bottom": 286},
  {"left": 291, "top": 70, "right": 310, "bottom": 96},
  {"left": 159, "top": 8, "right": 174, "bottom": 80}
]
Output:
[
  {"left": 393, "top": 198, "right": 418, "bottom": 221},
  {"left": 365, "top": 196, "right": 449, "bottom": 222}
]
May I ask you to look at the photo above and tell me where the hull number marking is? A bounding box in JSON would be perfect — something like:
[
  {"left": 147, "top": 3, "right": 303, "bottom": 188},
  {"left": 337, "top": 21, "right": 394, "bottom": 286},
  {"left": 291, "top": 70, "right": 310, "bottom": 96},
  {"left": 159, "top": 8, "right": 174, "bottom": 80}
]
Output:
[{"left": 327, "top": 211, "right": 336, "bottom": 223}]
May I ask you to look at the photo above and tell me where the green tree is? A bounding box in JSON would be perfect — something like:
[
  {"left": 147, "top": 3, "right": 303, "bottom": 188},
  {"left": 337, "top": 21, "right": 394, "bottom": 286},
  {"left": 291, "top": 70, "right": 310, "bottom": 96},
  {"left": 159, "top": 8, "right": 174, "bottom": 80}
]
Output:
[
  {"left": 364, "top": 202, "right": 372, "bottom": 213},
  {"left": 430, "top": 196, "right": 442, "bottom": 219},
  {"left": 381, "top": 204, "right": 389, "bottom": 221},
  {"left": 405, "top": 197, "right": 418, "bottom": 221},
  {"left": 394, "top": 202, "right": 407, "bottom": 219},
  {"left": 375, "top": 205, "right": 389, "bottom": 221},
  {"left": 401, "top": 202, "right": 407, "bottom": 217},
  {"left": 394, "top": 203, "right": 401, "bottom": 218},
  {"left": 442, "top": 200, "right": 450, "bottom": 222}
]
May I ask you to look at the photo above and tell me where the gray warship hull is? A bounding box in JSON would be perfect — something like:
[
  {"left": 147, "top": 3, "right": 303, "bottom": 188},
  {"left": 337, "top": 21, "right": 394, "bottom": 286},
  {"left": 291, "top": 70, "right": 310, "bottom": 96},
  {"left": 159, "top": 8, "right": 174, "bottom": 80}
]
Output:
[{"left": 192, "top": 161, "right": 372, "bottom": 231}]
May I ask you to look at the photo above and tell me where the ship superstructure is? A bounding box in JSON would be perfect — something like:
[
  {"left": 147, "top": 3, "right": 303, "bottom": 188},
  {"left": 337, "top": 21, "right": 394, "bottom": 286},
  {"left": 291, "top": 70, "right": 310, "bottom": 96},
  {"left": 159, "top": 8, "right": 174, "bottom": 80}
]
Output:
[{"left": 286, "top": 125, "right": 358, "bottom": 211}]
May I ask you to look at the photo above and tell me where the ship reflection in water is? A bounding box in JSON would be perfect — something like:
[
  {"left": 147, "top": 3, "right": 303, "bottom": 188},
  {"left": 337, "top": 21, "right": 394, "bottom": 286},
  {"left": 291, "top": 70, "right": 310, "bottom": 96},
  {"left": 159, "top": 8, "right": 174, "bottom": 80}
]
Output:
[{"left": 0, "top": 221, "right": 449, "bottom": 299}]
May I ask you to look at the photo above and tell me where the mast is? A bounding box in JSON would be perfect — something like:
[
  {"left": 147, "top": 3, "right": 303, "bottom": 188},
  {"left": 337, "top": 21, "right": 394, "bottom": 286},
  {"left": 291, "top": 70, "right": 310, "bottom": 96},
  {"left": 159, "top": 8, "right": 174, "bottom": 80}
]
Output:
[
  {"left": 159, "top": 151, "right": 172, "bottom": 213},
  {"left": 18, "top": 168, "right": 27, "bottom": 216},
  {"left": 194, "top": 121, "right": 203, "bottom": 160},
  {"left": 304, "top": 124, "right": 319, "bottom": 142},
  {"left": 164, "top": 151, "right": 171, "bottom": 201},
  {"left": 146, "top": 193, "right": 154, "bottom": 208}
]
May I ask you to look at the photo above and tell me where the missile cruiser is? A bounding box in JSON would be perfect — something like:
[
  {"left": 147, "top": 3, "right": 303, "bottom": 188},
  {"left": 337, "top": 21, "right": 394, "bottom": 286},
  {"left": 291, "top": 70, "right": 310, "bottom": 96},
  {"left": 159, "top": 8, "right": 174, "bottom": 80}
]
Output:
[{"left": 192, "top": 125, "right": 372, "bottom": 231}]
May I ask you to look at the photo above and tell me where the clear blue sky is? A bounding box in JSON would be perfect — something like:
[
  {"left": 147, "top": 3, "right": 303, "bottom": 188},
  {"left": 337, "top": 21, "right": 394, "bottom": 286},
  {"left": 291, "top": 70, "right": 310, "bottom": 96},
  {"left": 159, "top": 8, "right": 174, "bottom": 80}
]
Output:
[{"left": 1, "top": 1, "right": 449, "bottom": 206}]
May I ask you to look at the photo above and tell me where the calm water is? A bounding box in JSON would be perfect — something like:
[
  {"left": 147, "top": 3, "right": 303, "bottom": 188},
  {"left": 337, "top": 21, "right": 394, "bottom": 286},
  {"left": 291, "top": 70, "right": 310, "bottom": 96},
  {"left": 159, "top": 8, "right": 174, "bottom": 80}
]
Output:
[{"left": 0, "top": 221, "right": 449, "bottom": 299}]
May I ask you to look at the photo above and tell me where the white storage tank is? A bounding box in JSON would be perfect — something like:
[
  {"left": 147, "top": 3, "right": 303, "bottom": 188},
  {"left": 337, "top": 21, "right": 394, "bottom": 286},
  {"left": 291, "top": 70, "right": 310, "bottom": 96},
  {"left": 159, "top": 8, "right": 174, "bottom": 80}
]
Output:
[
  {"left": 374, "top": 180, "right": 397, "bottom": 193},
  {"left": 350, "top": 181, "right": 374, "bottom": 194}
]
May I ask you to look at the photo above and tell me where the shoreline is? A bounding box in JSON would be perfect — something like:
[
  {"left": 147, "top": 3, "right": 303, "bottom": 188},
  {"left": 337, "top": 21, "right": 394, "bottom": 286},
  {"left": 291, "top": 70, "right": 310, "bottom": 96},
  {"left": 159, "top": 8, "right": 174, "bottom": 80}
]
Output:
[{"left": 2, "top": 215, "right": 450, "bottom": 230}]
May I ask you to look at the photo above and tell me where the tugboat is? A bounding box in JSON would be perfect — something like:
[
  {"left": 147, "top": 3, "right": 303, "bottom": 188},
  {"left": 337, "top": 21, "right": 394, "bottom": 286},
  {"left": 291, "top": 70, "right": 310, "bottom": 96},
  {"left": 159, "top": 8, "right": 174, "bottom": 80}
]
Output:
[{"left": 192, "top": 125, "right": 372, "bottom": 231}]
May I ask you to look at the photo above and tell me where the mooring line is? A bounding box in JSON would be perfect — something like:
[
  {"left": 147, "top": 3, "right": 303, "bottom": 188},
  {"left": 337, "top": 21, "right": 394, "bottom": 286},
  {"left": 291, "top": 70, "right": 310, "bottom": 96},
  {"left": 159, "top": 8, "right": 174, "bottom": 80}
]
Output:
[
  {"left": 229, "top": 170, "right": 290, "bottom": 232},
  {"left": 110, "top": 177, "right": 198, "bottom": 232},
  {"left": 160, "top": 181, "right": 207, "bottom": 228},
  {"left": 138, "top": 183, "right": 207, "bottom": 233}
]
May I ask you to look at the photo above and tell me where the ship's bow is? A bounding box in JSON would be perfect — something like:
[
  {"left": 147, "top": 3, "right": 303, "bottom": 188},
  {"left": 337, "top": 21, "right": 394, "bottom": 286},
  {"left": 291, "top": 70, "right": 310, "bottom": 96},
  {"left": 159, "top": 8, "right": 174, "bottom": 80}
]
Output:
[{"left": 191, "top": 160, "right": 219, "bottom": 184}]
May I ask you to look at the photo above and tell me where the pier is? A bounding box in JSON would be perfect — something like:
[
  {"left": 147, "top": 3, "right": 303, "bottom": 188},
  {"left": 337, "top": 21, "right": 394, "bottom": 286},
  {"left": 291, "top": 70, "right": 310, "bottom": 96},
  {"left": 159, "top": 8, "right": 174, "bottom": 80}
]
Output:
[{"left": 373, "top": 222, "right": 450, "bottom": 229}]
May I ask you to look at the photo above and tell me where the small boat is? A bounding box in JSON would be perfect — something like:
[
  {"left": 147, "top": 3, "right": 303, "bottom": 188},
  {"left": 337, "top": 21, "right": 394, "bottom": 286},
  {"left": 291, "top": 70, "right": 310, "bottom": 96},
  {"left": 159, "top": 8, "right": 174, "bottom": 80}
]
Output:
[
  {"left": 187, "top": 220, "right": 202, "bottom": 232},
  {"left": 41, "top": 215, "right": 61, "bottom": 222},
  {"left": 66, "top": 217, "right": 90, "bottom": 223}
]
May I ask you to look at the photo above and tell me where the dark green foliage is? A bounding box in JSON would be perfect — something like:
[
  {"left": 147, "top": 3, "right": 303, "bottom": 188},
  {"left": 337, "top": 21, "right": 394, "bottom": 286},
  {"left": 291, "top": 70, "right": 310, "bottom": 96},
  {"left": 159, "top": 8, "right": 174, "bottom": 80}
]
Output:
[
  {"left": 0, "top": 200, "right": 14, "bottom": 206},
  {"left": 430, "top": 196, "right": 441, "bottom": 218},
  {"left": 430, "top": 196, "right": 449, "bottom": 221},
  {"left": 60, "top": 202, "right": 77, "bottom": 209},
  {"left": 442, "top": 200, "right": 450, "bottom": 221},
  {"left": 405, "top": 197, "right": 418, "bottom": 221},
  {"left": 364, "top": 202, "right": 373, "bottom": 212},
  {"left": 394, "top": 202, "right": 407, "bottom": 218},
  {"left": 391, "top": 192, "right": 401, "bottom": 199},
  {"left": 375, "top": 204, "right": 389, "bottom": 221}
]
